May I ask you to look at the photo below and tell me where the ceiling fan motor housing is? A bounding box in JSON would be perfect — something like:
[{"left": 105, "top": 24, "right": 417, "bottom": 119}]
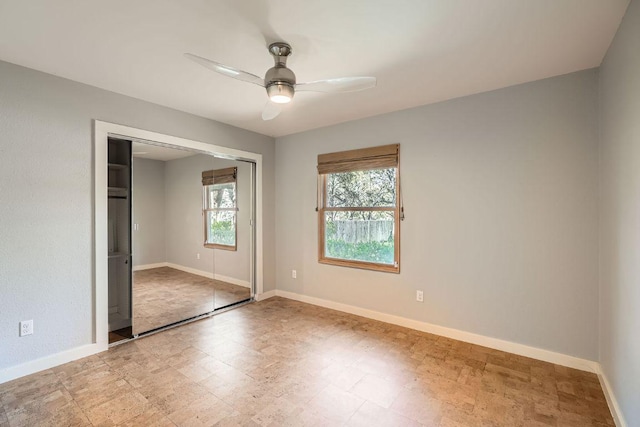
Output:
[
  {"left": 265, "top": 42, "right": 296, "bottom": 102},
  {"left": 265, "top": 68, "right": 295, "bottom": 102}
]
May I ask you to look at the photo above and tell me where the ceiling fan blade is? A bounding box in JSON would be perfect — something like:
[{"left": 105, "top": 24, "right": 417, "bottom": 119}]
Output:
[
  {"left": 262, "top": 101, "right": 283, "bottom": 121},
  {"left": 184, "top": 53, "right": 264, "bottom": 87},
  {"left": 295, "top": 76, "right": 376, "bottom": 93}
]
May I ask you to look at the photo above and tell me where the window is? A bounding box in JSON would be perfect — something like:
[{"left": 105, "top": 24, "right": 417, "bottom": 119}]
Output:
[
  {"left": 202, "top": 167, "right": 237, "bottom": 250},
  {"left": 317, "top": 144, "right": 401, "bottom": 273}
]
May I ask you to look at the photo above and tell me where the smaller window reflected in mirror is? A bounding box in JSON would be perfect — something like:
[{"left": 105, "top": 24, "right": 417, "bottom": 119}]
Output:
[{"left": 202, "top": 169, "right": 237, "bottom": 250}]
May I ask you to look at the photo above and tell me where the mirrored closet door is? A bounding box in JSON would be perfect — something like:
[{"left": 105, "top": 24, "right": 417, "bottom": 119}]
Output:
[{"left": 107, "top": 138, "right": 254, "bottom": 339}]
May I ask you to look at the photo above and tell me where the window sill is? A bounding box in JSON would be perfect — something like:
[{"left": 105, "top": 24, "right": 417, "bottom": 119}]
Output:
[
  {"left": 204, "top": 243, "right": 237, "bottom": 251},
  {"left": 318, "top": 257, "right": 399, "bottom": 274}
]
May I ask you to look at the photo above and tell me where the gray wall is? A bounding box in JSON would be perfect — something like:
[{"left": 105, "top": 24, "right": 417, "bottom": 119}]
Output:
[
  {"left": 275, "top": 69, "right": 600, "bottom": 360},
  {"left": 0, "top": 60, "right": 275, "bottom": 371},
  {"left": 599, "top": 0, "right": 640, "bottom": 424},
  {"left": 132, "top": 158, "right": 166, "bottom": 266}
]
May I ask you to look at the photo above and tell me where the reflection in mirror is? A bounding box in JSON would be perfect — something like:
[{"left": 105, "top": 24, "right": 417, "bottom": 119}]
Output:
[
  {"left": 131, "top": 141, "right": 252, "bottom": 336},
  {"left": 205, "top": 159, "right": 253, "bottom": 309}
]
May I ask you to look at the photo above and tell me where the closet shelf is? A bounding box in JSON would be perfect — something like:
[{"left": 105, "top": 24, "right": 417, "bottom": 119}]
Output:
[
  {"left": 108, "top": 252, "right": 130, "bottom": 258},
  {"left": 108, "top": 187, "right": 128, "bottom": 198},
  {"left": 108, "top": 162, "right": 128, "bottom": 170}
]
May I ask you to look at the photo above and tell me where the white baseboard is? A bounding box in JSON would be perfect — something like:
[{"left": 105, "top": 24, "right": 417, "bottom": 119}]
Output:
[
  {"left": 213, "top": 273, "right": 251, "bottom": 289},
  {"left": 255, "top": 290, "right": 276, "bottom": 301},
  {"left": 166, "top": 263, "right": 251, "bottom": 288},
  {"left": 132, "top": 262, "right": 166, "bottom": 271},
  {"left": 273, "top": 290, "right": 598, "bottom": 373},
  {"left": 596, "top": 365, "right": 628, "bottom": 427},
  {"left": 108, "top": 312, "right": 131, "bottom": 332},
  {"left": 134, "top": 262, "right": 251, "bottom": 288},
  {"left": 0, "top": 343, "right": 105, "bottom": 385}
]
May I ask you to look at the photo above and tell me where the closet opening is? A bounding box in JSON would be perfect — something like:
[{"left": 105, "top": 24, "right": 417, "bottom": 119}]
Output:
[{"left": 95, "top": 121, "right": 263, "bottom": 350}]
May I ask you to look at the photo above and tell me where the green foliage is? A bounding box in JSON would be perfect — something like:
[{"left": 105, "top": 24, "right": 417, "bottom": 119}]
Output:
[
  {"left": 209, "top": 220, "right": 235, "bottom": 246},
  {"left": 211, "top": 220, "right": 233, "bottom": 232},
  {"left": 327, "top": 168, "right": 396, "bottom": 215},
  {"left": 323, "top": 168, "right": 397, "bottom": 264},
  {"left": 326, "top": 239, "right": 394, "bottom": 264},
  {"left": 326, "top": 220, "right": 337, "bottom": 236}
]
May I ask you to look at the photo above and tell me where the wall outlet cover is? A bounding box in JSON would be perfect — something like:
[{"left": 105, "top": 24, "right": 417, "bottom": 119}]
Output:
[{"left": 20, "top": 320, "right": 34, "bottom": 336}]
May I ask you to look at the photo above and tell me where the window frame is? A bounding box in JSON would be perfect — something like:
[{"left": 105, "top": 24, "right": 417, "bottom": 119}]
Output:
[
  {"left": 317, "top": 146, "right": 401, "bottom": 273},
  {"left": 202, "top": 168, "right": 238, "bottom": 251}
]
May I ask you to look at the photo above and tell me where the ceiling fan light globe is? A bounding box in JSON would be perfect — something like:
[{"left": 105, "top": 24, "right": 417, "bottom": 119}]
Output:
[
  {"left": 267, "top": 82, "right": 294, "bottom": 104},
  {"left": 270, "top": 95, "right": 291, "bottom": 104}
]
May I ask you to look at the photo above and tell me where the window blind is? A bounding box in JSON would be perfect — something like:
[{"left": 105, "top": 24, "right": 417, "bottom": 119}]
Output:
[
  {"left": 201, "top": 167, "right": 237, "bottom": 185},
  {"left": 317, "top": 144, "right": 399, "bottom": 174}
]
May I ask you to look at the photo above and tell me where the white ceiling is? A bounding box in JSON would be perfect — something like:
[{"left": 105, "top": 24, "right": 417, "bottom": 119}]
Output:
[{"left": 0, "top": 0, "right": 629, "bottom": 137}]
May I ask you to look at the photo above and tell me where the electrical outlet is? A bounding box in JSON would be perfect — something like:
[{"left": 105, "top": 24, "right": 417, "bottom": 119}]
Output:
[
  {"left": 20, "top": 320, "right": 33, "bottom": 336},
  {"left": 416, "top": 290, "right": 424, "bottom": 302},
  {"left": 196, "top": 253, "right": 200, "bottom": 260},
  {"left": 292, "top": 270, "right": 297, "bottom": 279}
]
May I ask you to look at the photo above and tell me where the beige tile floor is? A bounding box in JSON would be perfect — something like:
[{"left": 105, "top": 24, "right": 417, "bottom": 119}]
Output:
[
  {"left": 1, "top": 297, "right": 614, "bottom": 426},
  {"left": 133, "top": 267, "right": 251, "bottom": 334}
]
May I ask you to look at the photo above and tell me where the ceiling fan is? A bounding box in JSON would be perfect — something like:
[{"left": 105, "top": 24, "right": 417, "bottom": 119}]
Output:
[{"left": 185, "top": 42, "right": 377, "bottom": 121}]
